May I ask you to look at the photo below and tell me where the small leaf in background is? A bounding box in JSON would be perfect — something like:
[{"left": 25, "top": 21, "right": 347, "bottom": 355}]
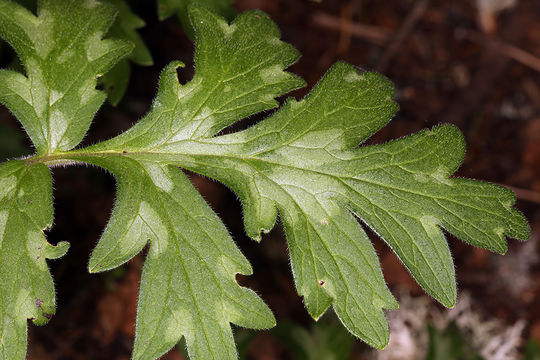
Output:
[
  {"left": 0, "top": 0, "right": 130, "bottom": 357},
  {"left": 157, "top": 0, "right": 236, "bottom": 38},
  {"left": 270, "top": 313, "right": 355, "bottom": 360},
  {"left": 0, "top": 123, "right": 30, "bottom": 162},
  {"left": 425, "top": 322, "right": 481, "bottom": 360},
  {"left": 100, "top": 0, "right": 154, "bottom": 105},
  {"left": 99, "top": 59, "right": 131, "bottom": 107},
  {"left": 106, "top": 0, "right": 153, "bottom": 67},
  {"left": 524, "top": 339, "right": 540, "bottom": 360}
]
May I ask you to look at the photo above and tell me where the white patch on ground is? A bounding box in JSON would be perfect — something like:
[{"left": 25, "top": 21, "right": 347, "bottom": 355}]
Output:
[
  {"left": 494, "top": 231, "right": 538, "bottom": 297},
  {"left": 374, "top": 292, "right": 526, "bottom": 360}
]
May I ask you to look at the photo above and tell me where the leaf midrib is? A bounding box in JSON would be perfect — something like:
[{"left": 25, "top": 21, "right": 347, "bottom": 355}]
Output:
[{"left": 25, "top": 147, "right": 508, "bottom": 214}]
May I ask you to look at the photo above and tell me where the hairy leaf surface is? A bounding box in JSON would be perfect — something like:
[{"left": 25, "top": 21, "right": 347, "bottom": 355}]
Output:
[
  {"left": 76, "top": 6, "right": 304, "bottom": 359},
  {"left": 80, "top": 5, "right": 529, "bottom": 352},
  {"left": 0, "top": 161, "right": 68, "bottom": 358},
  {"left": 81, "top": 156, "right": 275, "bottom": 359},
  {"left": 0, "top": 0, "right": 132, "bottom": 154}
]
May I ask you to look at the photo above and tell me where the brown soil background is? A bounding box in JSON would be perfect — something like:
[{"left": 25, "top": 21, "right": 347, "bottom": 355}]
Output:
[{"left": 1, "top": 0, "right": 539, "bottom": 359}]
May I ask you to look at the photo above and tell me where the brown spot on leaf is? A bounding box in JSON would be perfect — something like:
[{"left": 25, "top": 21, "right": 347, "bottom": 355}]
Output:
[
  {"left": 42, "top": 313, "right": 52, "bottom": 320},
  {"left": 35, "top": 299, "right": 43, "bottom": 308},
  {"left": 318, "top": 280, "right": 325, "bottom": 286},
  {"left": 321, "top": 219, "right": 328, "bottom": 225}
]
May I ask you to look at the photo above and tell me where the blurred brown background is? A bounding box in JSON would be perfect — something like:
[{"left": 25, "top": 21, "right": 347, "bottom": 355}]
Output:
[{"left": 1, "top": 0, "right": 539, "bottom": 359}]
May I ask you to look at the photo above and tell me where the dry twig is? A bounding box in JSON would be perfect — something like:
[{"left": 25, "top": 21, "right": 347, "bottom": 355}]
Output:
[
  {"left": 376, "top": 0, "right": 430, "bottom": 72},
  {"left": 310, "top": 12, "right": 391, "bottom": 46},
  {"left": 462, "top": 30, "right": 540, "bottom": 73}
]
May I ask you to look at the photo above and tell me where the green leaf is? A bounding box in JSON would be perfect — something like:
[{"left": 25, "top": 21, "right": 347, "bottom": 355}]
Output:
[
  {"left": 271, "top": 314, "right": 355, "bottom": 360},
  {"left": 77, "top": 5, "right": 528, "bottom": 352},
  {"left": 100, "top": 0, "right": 153, "bottom": 105},
  {"left": 158, "top": 0, "right": 236, "bottom": 38},
  {"left": 106, "top": 0, "right": 152, "bottom": 66},
  {"left": 0, "top": 160, "right": 69, "bottom": 358},
  {"left": 0, "top": 2, "right": 529, "bottom": 359},
  {"left": 524, "top": 339, "right": 540, "bottom": 360},
  {"left": 0, "top": 123, "right": 31, "bottom": 162},
  {"left": 0, "top": 0, "right": 132, "bottom": 154},
  {"left": 98, "top": 58, "right": 131, "bottom": 106},
  {"left": 81, "top": 156, "right": 274, "bottom": 360},
  {"left": 91, "top": 7, "right": 304, "bottom": 150},
  {"left": 73, "top": 6, "right": 303, "bottom": 359},
  {"left": 426, "top": 323, "right": 465, "bottom": 360}
]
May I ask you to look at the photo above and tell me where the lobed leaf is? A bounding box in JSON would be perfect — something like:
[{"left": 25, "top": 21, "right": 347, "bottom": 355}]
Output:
[
  {"left": 80, "top": 156, "right": 274, "bottom": 359},
  {"left": 80, "top": 7, "right": 528, "bottom": 351},
  {"left": 0, "top": 161, "right": 68, "bottom": 358},
  {"left": 106, "top": 0, "right": 152, "bottom": 67},
  {"left": 75, "top": 5, "right": 305, "bottom": 359},
  {"left": 149, "top": 63, "right": 528, "bottom": 333},
  {"left": 0, "top": 1, "right": 530, "bottom": 359},
  {"left": 0, "top": 0, "right": 132, "bottom": 154},
  {"left": 92, "top": 6, "right": 305, "bottom": 150}
]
